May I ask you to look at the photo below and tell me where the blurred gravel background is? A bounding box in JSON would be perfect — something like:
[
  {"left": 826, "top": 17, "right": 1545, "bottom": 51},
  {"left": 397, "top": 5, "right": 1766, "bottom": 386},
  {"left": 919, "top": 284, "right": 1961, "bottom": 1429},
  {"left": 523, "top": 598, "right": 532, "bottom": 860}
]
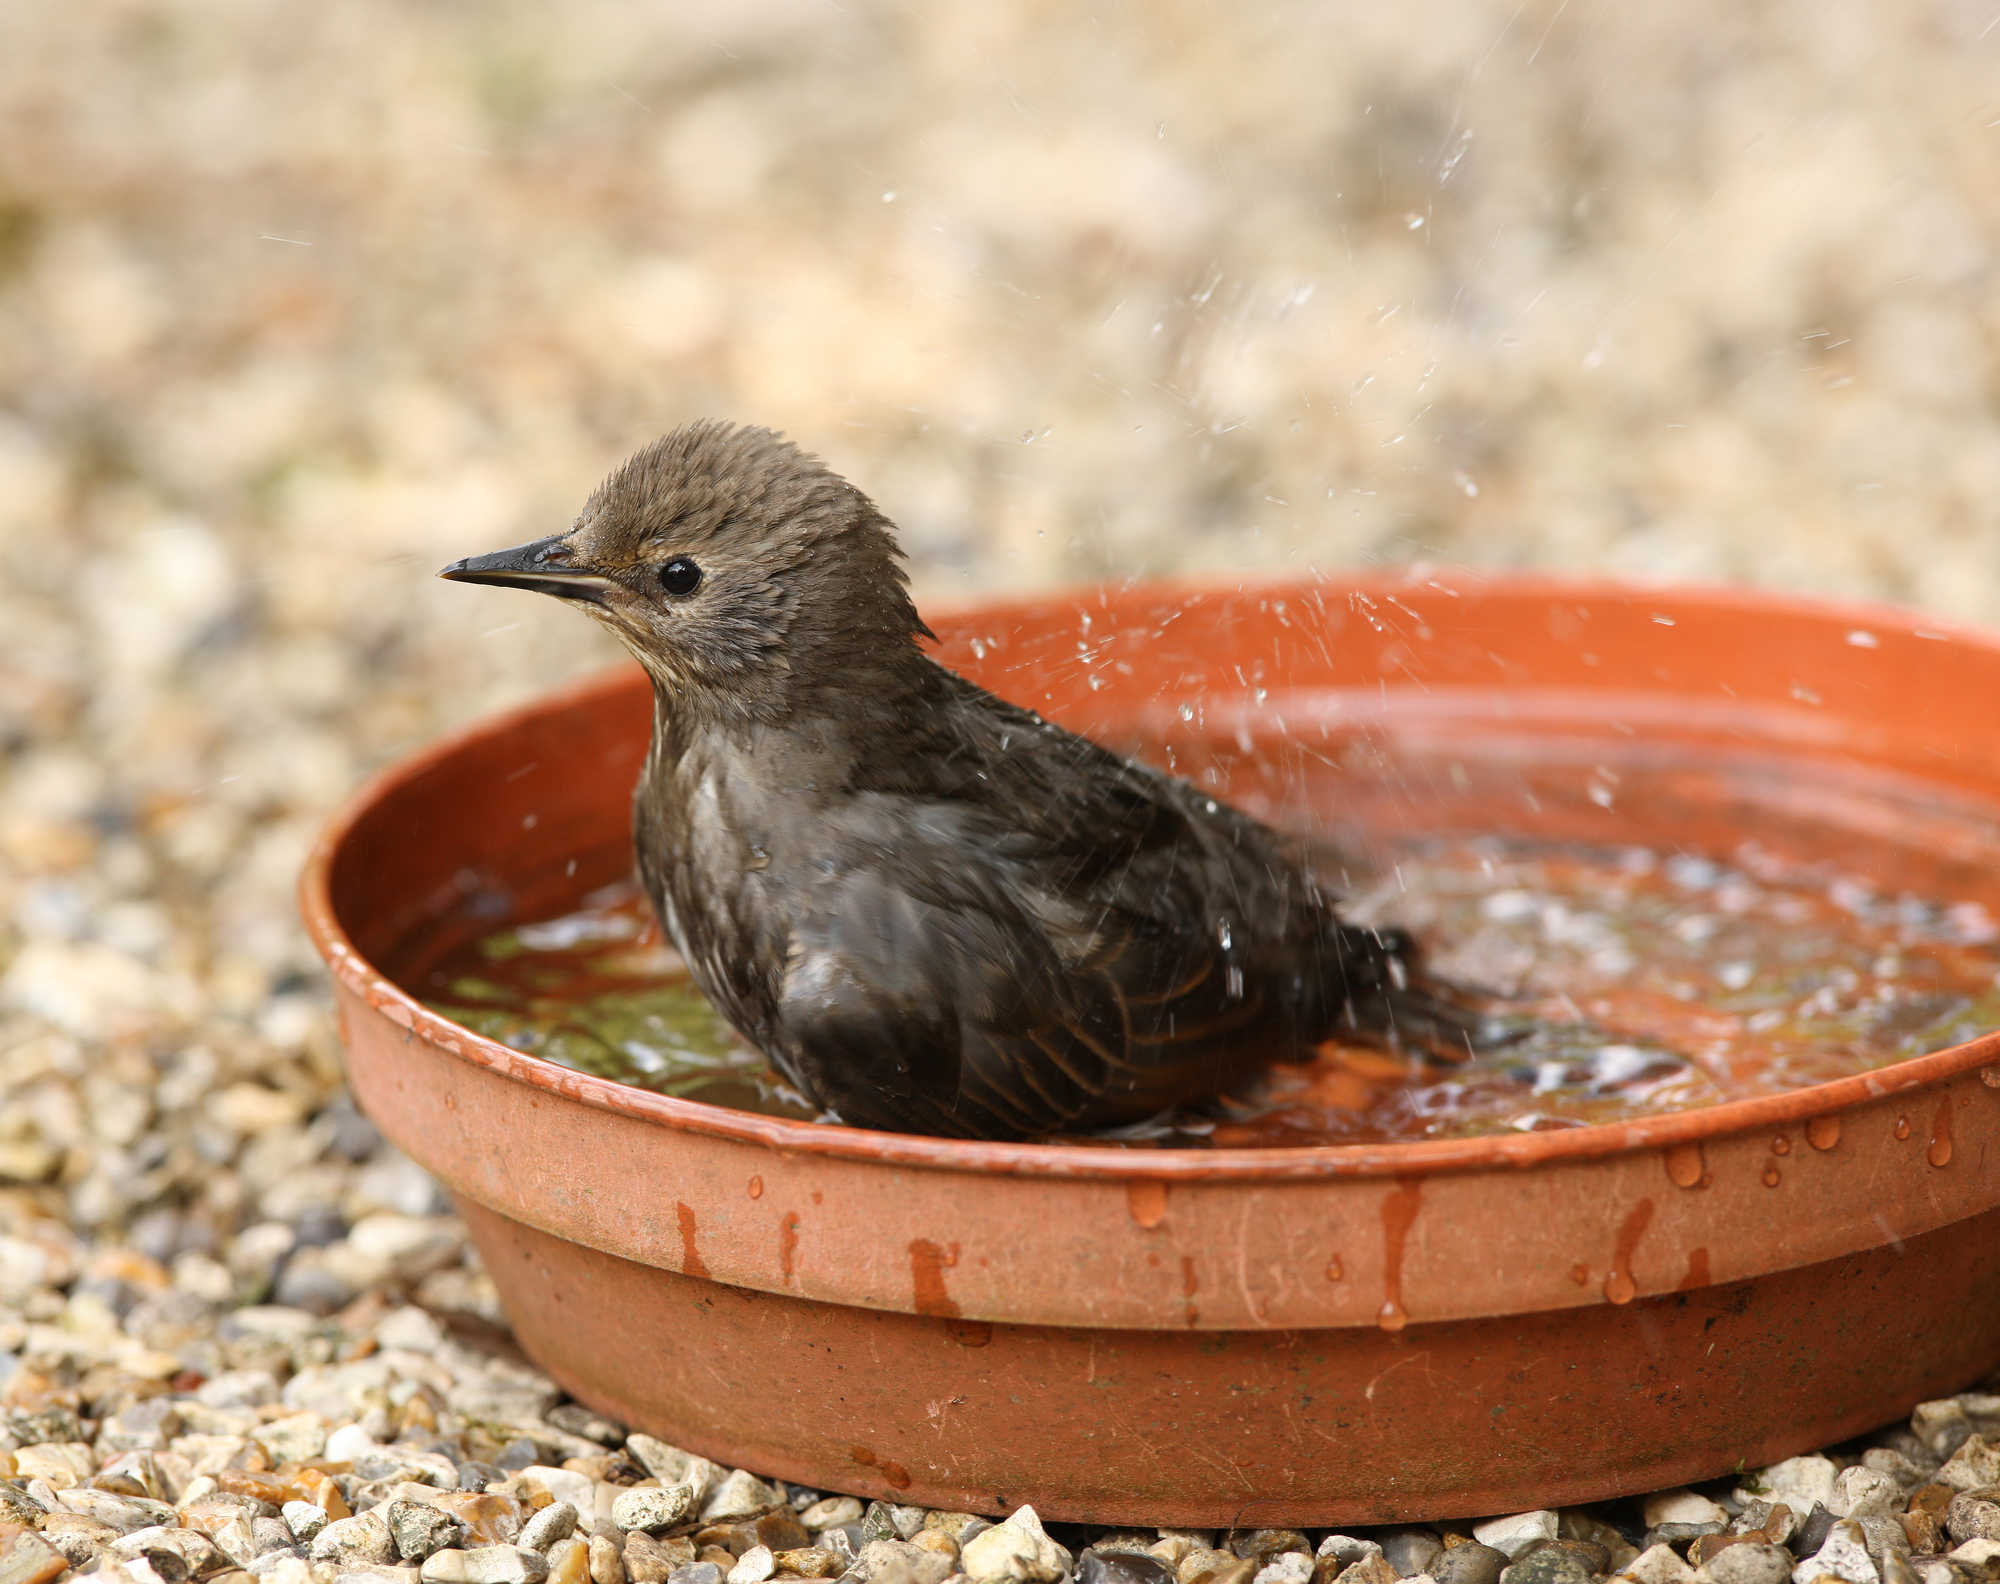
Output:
[{"left": 3, "top": 0, "right": 2000, "bottom": 1317}]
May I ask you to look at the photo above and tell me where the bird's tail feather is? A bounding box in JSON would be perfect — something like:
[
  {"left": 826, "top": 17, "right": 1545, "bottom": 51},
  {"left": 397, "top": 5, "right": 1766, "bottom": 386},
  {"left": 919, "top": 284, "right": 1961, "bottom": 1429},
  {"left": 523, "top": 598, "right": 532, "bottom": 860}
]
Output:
[{"left": 1332, "top": 924, "right": 1523, "bottom": 1063}]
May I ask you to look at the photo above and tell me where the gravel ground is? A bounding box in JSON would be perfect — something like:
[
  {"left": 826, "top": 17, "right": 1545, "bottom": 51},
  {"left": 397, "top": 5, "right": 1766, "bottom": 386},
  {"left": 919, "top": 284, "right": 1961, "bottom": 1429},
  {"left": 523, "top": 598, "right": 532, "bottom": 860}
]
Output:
[
  {"left": 6, "top": 0, "right": 2000, "bottom": 1572},
  {"left": 0, "top": 1270, "right": 1997, "bottom": 1584}
]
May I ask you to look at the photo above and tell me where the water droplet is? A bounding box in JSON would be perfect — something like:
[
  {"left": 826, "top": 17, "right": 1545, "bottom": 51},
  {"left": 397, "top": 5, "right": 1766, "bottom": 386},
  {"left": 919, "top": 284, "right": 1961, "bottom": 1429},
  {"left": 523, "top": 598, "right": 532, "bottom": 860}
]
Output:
[
  {"left": 1325, "top": 1255, "right": 1344, "bottom": 1282},
  {"left": 1771, "top": 1134, "right": 1791, "bottom": 1156},
  {"left": 1603, "top": 1269, "right": 1636, "bottom": 1305},
  {"left": 1403, "top": 211, "right": 1425, "bottom": 229},
  {"left": 1761, "top": 1161, "right": 1781, "bottom": 1188},
  {"left": 1894, "top": 1116, "right": 1910, "bottom": 1140},
  {"left": 1376, "top": 1299, "right": 1408, "bottom": 1332},
  {"left": 1928, "top": 1098, "right": 1954, "bottom": 1167},
  {"left": 1156, "top": 120, "right": 1166, "bottom": 138},
  {"left": 1806, "top": 1114, "right": 1842, "bottom": 1150},
  {"left": 1663, "top": 1142, "right": 1705, "bottom": 1188},
  {"left": 1178, "top": 702, "right": 1195, "bottom": 721},
  {"left": 882, "top": 189, "right": 896, "bottom": 203}
]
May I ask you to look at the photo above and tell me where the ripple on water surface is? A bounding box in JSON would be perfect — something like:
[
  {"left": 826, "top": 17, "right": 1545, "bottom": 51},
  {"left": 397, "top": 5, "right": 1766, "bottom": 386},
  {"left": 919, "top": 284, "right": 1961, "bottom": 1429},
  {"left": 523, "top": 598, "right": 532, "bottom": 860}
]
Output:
[{"left": 420, "top": 838, "right": 2000, "bottom": 1146}]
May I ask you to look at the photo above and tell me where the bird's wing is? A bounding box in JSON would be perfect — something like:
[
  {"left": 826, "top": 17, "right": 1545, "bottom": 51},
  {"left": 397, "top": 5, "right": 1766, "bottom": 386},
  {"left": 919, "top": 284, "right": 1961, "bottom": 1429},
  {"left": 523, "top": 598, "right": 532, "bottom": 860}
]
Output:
[
  {"left": 771, "top": 785, "right": 1306, "bottom": 1137},
  {"left": 770, "top": 840, "right": 1112, "bottom": 1137}
]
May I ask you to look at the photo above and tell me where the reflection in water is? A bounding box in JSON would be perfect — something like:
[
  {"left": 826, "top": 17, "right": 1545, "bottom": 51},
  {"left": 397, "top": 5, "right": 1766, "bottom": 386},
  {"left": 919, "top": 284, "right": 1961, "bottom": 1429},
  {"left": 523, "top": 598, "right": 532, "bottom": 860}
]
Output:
[{"left": 421, "top": 835, "right": 2000, "bottom": 1147}]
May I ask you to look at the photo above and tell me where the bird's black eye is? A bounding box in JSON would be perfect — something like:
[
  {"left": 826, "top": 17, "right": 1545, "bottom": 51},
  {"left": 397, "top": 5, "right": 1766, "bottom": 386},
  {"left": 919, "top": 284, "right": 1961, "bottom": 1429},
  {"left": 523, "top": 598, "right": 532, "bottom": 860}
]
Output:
[{"left": 658, "top": 556, "right": 703, "bottom": 597}]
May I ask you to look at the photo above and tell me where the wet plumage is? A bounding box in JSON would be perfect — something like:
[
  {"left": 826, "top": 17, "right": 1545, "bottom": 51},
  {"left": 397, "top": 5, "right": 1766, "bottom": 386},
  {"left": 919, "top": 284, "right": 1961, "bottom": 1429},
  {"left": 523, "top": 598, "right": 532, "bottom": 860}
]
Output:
[{"left": 441, "top": 422, "right": 1484, "bottom": 1139}]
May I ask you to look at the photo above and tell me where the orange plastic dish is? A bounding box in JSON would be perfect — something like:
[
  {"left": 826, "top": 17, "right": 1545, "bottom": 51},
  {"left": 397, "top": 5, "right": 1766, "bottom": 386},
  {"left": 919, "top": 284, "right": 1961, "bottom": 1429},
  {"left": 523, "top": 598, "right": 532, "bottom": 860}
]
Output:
[{"left": 302, "top": 574, "right": 2000, "bottom": 1525}]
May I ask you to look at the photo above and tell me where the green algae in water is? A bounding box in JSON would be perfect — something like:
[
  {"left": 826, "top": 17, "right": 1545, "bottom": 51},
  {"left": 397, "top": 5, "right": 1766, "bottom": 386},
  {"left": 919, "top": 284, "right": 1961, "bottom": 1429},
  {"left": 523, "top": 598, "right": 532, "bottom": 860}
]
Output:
[
  {"left": 424, "top": 882, "right": 817, "bottom": 1120},
  {"left": 421, "top": 846, "right": 2000, "bottom": 1146}
]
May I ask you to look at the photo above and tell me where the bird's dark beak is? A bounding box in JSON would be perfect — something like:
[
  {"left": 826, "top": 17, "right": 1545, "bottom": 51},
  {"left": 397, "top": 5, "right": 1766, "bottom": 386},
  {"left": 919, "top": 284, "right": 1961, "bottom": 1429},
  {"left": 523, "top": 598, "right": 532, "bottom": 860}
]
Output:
[{"left": 437, "top": 534, "right": 620, "bottom": 605}]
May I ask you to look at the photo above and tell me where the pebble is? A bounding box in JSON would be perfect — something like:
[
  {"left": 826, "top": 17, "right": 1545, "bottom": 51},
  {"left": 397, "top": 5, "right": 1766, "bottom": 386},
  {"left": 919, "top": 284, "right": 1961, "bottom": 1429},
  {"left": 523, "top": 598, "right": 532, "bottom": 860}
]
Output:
[
  {"left": 105, "top": 1526, "right": 230, "bottom": 1579},
  {"left": 1432, "top": 1545, "right": 1511, "bottom": 1584},
  {"left": 610, "top": 1488, "right": 696, "bottom": 1535},
  {"left": 622, "top": 1535, "right": 695, "bottom": 1584},
  {"left": 1695, "top": 1546, "right": 1794, "bottom": 1584},
  {"left": 421, "top": 1550, "right": 552, "bottom": 1584},
  {"left": 1835, "top": 1470, "right": 1906, "bottom": 1521},
  {"left": 1379, "top": 1533, "right": 1444, "bottom": 1580},
  {"left": 1083, "top": 1556, "right": 1177, "bottom": 1584},
  {"left": 1617, "top": 1545, "right": 1695, "bottom": 1584},
  {"left": 698, "top": 1473, "right": 777, "bottom": 1526},
  {"left": 725, "top": 1546, "right": 775, "bottom": 1584},
  {"left": 1649, "top": 1494, "right": 1731, "bottom": 1529},
  {"left": 1946, "top": 1490, "right": 2000, "bottom": 1545},
  {"left": 798, "top": 1500, "right": 863, "bottom": 1533},
  {"left": 1318, "top": 1541, "right": 1384, "bottom": 1570},
  {"left": 1742, "top": 1459, "right": 1840, "bottom": 1517},
  {"left": 389, "top": 1503, "right": 469, "bottom": 1562},
  {"left": 519, "top": 1505, "right": 580, "bottom": 1557},
  {"left": 1179, "top": 1551, "right": 1251, "bottom": 1584},
  {"left": 961, "top": 1508, "right": 1072, "bottom": 1584},
  {"left": 545, "top": 1539, "right": 591, "bottom": 1584},
  {"left": 1472, "top": 1518, "right": 1559, "bottom": 1564},
  {"left": 1252, "top": 1557, "right": 1311, "bottom": 1584},
  {"left": 1235, "top": 1535, "right": 1311, "bottom": 1566},
  {"left": 1938, "top": 1441, "right": 2000, "bottom": 1494},
  {"left": 1498, "top": 1550, "right": 1590, "bottom": 1584},
  {"left": 282, "top": 1505, "right": 330, "bottom": 1546},
  {"left": 1790, "top": 1520, "right": 1879, "bottom": 1584},
  {"left": 587, "top": 1534, "right": 628, "bottom": 1584},
  {"left": 625, "top": 1440, "right": 722, "bottom": 1508},
  {"left": 0, "top": 1530, "right": 69, "bottom": 1584},
  {"left": 666, "top": 1567, "right": 724, "bottom": 1584},
  {"left": 1912, "top": 1406, "right": 1977, "bottom": 1462}
]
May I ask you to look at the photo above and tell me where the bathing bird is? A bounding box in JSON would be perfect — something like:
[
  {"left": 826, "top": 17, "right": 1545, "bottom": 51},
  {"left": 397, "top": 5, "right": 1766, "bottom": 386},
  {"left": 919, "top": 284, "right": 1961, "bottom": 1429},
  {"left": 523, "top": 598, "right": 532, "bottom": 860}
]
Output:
[{"left": 440, "top": 421, "right": 1487, "bottom": 1139}]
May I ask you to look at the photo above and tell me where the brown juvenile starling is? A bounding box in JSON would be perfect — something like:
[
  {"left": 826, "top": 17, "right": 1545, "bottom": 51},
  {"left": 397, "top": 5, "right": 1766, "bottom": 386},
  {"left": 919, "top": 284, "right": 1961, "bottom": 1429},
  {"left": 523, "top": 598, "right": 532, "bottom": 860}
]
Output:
[{"left": 441, "top": 421, "right": 1483, "bottom": 1139}]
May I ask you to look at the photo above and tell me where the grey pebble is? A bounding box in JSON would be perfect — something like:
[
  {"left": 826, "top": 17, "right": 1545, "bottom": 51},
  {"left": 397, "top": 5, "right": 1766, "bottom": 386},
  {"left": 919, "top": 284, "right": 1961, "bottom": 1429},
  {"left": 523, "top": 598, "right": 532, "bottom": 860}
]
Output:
[
  {"left": 497, "top": 1439, "right": 545, "bottom": 1473},
  {"left": 667, "top": 1566, "right": 726, "bottom": 1584},
  {"left": 613, "top": 1484, "right": 697, "bottom": 1534},
  {"left": 285, "top": 1503, "right": 331, "bottom": 1545},
  {"left": 1794, "top": 1506, "right": 1837, "bottom": 1561},
  {"left": 391, "top": 1500, "right": 470, "bottom": 1562},
  {"left": 1500, "top": 1550, "right": 1592, "bottom": 1584},
  {"left": 545, "top": 1404, "right": 626, "bottom": 1446},
  {"left": 850, "top": 1541, "right": 954, "bottom": 1584},
  {"left": 1084, "top": 1554, "right": 1179, "bottom": 1584},
  {"left": 55, "top": 1488, "right": 179, "bottom": 1536},
  {"left": 1946, "top": 1488, "right": 2000, "bottom": 1545},
  {"left": 420, "top": 1547, "right": 553, "bottom": 1584},
  {"left": 1698, "top": 1544, "right": 1793, "bottom": 1584},
  {"left": 1379, "top": 1532, "right": 1445, "bottom": 1580},
  {"left": 312, "top": 1513, "right": 400, "bottom": 1569},
  {"left": 253, "top": 1516, "right": 300, "bottom": 1554},
  {"left": 520, "top": 1503, "right": 581, "bottom": 1556},
  {"left": 1088, "top": 1552, "right": 1176, "bottom": 1584},
  {"left": 1431, "top": 1547, "right": 1509, "bottom": 1584}
]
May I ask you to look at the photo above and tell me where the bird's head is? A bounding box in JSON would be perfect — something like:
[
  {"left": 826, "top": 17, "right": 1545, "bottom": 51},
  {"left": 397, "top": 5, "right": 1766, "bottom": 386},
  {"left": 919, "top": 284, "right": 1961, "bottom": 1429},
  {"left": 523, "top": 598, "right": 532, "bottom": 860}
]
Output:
[{"left": 441, "top": 422, "right": 932, "bottom": 725}]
